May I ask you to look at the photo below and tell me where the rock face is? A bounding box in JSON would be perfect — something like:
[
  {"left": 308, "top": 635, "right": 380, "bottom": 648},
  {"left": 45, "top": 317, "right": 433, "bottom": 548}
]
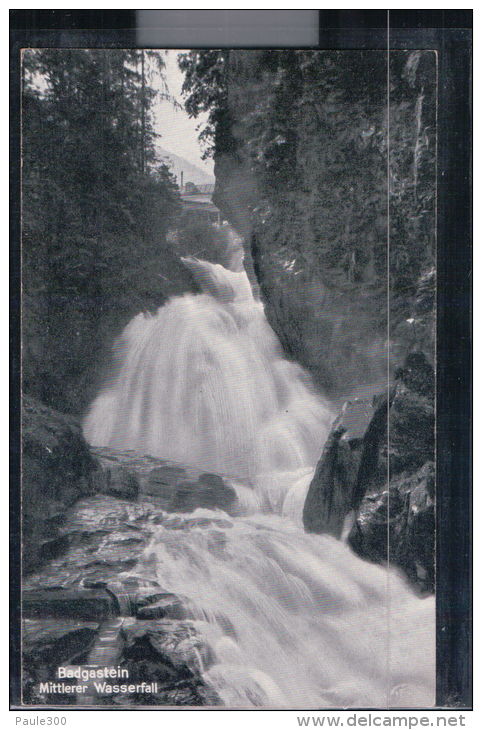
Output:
[
  {"left": 21, "top": 399, "right": 242, "bottom": 574},
  {"left": 207, "top": 50, "right": 436, "bottom": 398},
  {"left": 303, "top": 353, "right": 435, "bottom": 592},
  {"left": 21, "top": 396, "right": 97, "bottom": 573},
  {"left": 349, "top": 463, "right": 435, "bottom": 592},
  {"left": 302, "top": 398, "right": 375, "bottom": 538},
  {"left": 92, "top": 448, "right": 239, "bottom": 515}
]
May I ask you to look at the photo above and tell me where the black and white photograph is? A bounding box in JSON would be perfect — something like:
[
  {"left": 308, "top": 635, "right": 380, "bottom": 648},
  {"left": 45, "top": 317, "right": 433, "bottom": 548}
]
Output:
[{"left": 11, "top": 10, "right": 472, "bottom": 714}]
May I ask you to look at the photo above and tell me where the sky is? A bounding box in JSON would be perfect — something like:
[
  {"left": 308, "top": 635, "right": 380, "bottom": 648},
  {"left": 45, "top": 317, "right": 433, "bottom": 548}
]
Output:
[{"left": 152, "top": 50, "right": 214, "bottom": 178}]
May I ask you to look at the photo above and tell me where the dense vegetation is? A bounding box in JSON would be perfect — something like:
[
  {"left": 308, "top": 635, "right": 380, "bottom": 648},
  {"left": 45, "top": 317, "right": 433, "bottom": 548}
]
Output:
[
  {"left": 21, "top": 49, "right": 436, "bottom": 412},
  {"left": 22, "top": 49, "right": 192, "bottom": 412},
  {"left": 180, "top": 50, "right": 436, "bottom": 394}
]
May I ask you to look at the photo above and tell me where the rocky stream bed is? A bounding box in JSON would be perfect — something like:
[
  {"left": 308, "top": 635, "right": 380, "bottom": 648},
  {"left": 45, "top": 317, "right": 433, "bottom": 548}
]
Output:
[
  {"left": 21, "top": 403, "right": 245, "bottom": 706},
  {"left": 21, "top": 348, "right": 435, "bottom": 707}
]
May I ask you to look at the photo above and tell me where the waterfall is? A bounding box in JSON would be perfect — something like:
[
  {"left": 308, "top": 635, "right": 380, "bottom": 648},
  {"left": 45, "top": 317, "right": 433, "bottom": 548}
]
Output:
[
  {"left": 83, "top": 252, "right": 435, "bottom": 708},
  {"left": 83, "top": 256, "right": 333, "bottom": 489}
]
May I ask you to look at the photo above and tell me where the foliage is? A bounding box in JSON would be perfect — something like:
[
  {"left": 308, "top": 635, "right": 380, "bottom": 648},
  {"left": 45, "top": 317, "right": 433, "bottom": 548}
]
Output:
[
  {"left": 180, "top": 49, "right": 435, "bottom": 300},
  {"left": 179, "top": 50, "right": 436, "bottom": 392},
  {"left": 178, "top": 50, "right": 236, "bottom": 159},
  {"left": 22, "top": 49, "right": 182, "bottom": 412}
]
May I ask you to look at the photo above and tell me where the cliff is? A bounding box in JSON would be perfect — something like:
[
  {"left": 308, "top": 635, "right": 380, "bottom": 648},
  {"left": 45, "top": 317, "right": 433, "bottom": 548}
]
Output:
[
  {"left": 183, "top": 49, "right": 437, "bottom": 396},
  {"left": 303, "top": 353, "right": 435, "bottom": 593}
]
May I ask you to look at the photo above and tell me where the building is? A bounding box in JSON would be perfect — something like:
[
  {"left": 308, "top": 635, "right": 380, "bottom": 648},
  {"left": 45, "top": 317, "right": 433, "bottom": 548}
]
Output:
[{"left": 180, "top": 181, "right": 220, "bottom": 225}]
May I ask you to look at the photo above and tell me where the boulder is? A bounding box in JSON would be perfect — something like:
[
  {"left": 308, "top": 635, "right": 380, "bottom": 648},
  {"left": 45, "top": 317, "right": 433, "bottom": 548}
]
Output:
[
  {"left": 303, "top": 424, "right": 360, "bottom": 538},
  {"left": 144, "top": 465, "right": 187, "bottom": 501},
  {"left": 22, "top": 618, "right": 100, "bottom": 661},
  {"left": 197, "top": 472, "right": 238, "bottom": 510},
  {"left": 117, "top": 620, "right": 215, "bottom": 705},
  {"left": 169, "top": 473, "right": 237, "bottom": 513},
  {"left": 303, "top": 352, "right": 435, "bottom": 591},
  {"left": 303, "top": 397, "right": 376, "bottom": 537},
  {"left": 91, "top": 466, "right": 139, "bottom": 500},
  {"left": 121, "top": 621, "right": 213, "bottom": 676},
  {"left": 348, "top": 463, "right": 435, "bottom": 592},
  {"left": 90, "top": 448, "right": 241, "bottom": 515},
  {"left": 21, "top": 397, "right": 97, "bottom": 573}
]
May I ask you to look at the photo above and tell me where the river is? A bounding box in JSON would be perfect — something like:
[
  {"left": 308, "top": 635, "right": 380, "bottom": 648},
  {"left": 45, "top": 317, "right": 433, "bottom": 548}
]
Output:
[{"left": 82, "top": 243, "right": 435, "bottom": 708}]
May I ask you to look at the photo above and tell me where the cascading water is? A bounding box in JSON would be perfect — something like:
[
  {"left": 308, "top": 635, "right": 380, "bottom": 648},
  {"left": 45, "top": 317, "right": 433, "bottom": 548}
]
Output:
[
  {"left": 83, "top": 255, "right": 334, "bottom": 502},
  {"left": 83, "top": 246, "right": 435, "bottom": 708}
]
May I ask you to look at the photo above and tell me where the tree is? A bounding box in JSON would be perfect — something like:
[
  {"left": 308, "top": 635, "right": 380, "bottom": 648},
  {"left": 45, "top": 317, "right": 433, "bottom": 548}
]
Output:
[
  {"left": 22, "top": 49, "right": 182, "bottom": 412},
  {"left": 179, "top": 50, "right": 436, "bottom": 392}
]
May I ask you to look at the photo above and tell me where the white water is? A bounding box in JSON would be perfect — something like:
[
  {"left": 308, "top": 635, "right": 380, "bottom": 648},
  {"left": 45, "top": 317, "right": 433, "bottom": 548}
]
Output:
[
  {"left": 83, "top": 253, "right": 435, "bottom": 708},
  {"left": 84, "top": 257, "right": 333, "bottom": 485}
]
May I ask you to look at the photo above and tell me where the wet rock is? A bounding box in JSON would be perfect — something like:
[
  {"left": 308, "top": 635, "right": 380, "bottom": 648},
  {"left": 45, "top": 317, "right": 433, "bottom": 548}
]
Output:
[
  {"left": 22, "top": 618, "right": 99, "bottom": 705},
  {"left": 99, "top": 530, "right": 146, "bottom": 548},
  {"left": 106, "top": 680, "right": 215, "bottom": 707},
  {"left": 180, "top": 516, "right": 234, "bottom": 530},
  {"left": 144, "top": 466, "right": 188, "bottom": 501},
  {"left": 122, "top": 621, "right": 213, "bottom": 674},
  {"left": 116, "top": 620, "right": 214, "bottom": 705},
  {"left": 91, "top": 466, "right": 140, "bottom": 500},
  {"left": 69, "top": 496, "right": 152, "bottom": 530},
  {"left": 23, "top": 618, "right": 100, "bottom": 655},
  {"left": 89, "top": 451, "right": 240, "bottom": 515},
  {"left": 120, "top": 576, "right": 161, "bottom": 591},
  {"left": 136, "top": 594, "right": 186, "bottom": 620},
  {"left": 23, "top": 587, "right": 118, "bottom": 620},
  {"left": 83, "top": 557, "right": 138, "bottom": 575},
  {"left": 169, "top": 474, "right": 237, "bottom": 513},
  {"left": 54, "top": 499, "right": 151, "bottom": 569},
  {"left": 337, "top": 398, "right": 377, "bottom": 441},
  {"left": 22, "top": 494, "right": 157, "bottom": 599},
  {"left": 22, "top": 397, "right": 97, "bottom": 573},
  {"left": 166, "top": 482, "right": 199, "bottom": 512},
  {"left": 303, "top": 399, "right": 373, "bottom": 537},
  {"left": 134, "top": 590, "right": 170, "bottom": 608},
  {"left": 303, "top": 353, "right": 435, "bottom": 591},
  {"left": 348, "top": 463, "right": 435, "bottom": 592},
  {"left": 197, "top": 473, "right": 238, "bottom": 510},
  {"left": 22, "top": 613, "right": 216, "bottom": 706},
  {"left": 156, "top": 683, "right": 219, "bottom": 706}
]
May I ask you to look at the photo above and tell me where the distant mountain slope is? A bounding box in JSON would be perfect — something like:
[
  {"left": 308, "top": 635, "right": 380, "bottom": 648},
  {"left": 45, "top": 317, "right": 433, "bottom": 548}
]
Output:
[{"left": 157, "top": 145, "right": 215, "bottom": 187}]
